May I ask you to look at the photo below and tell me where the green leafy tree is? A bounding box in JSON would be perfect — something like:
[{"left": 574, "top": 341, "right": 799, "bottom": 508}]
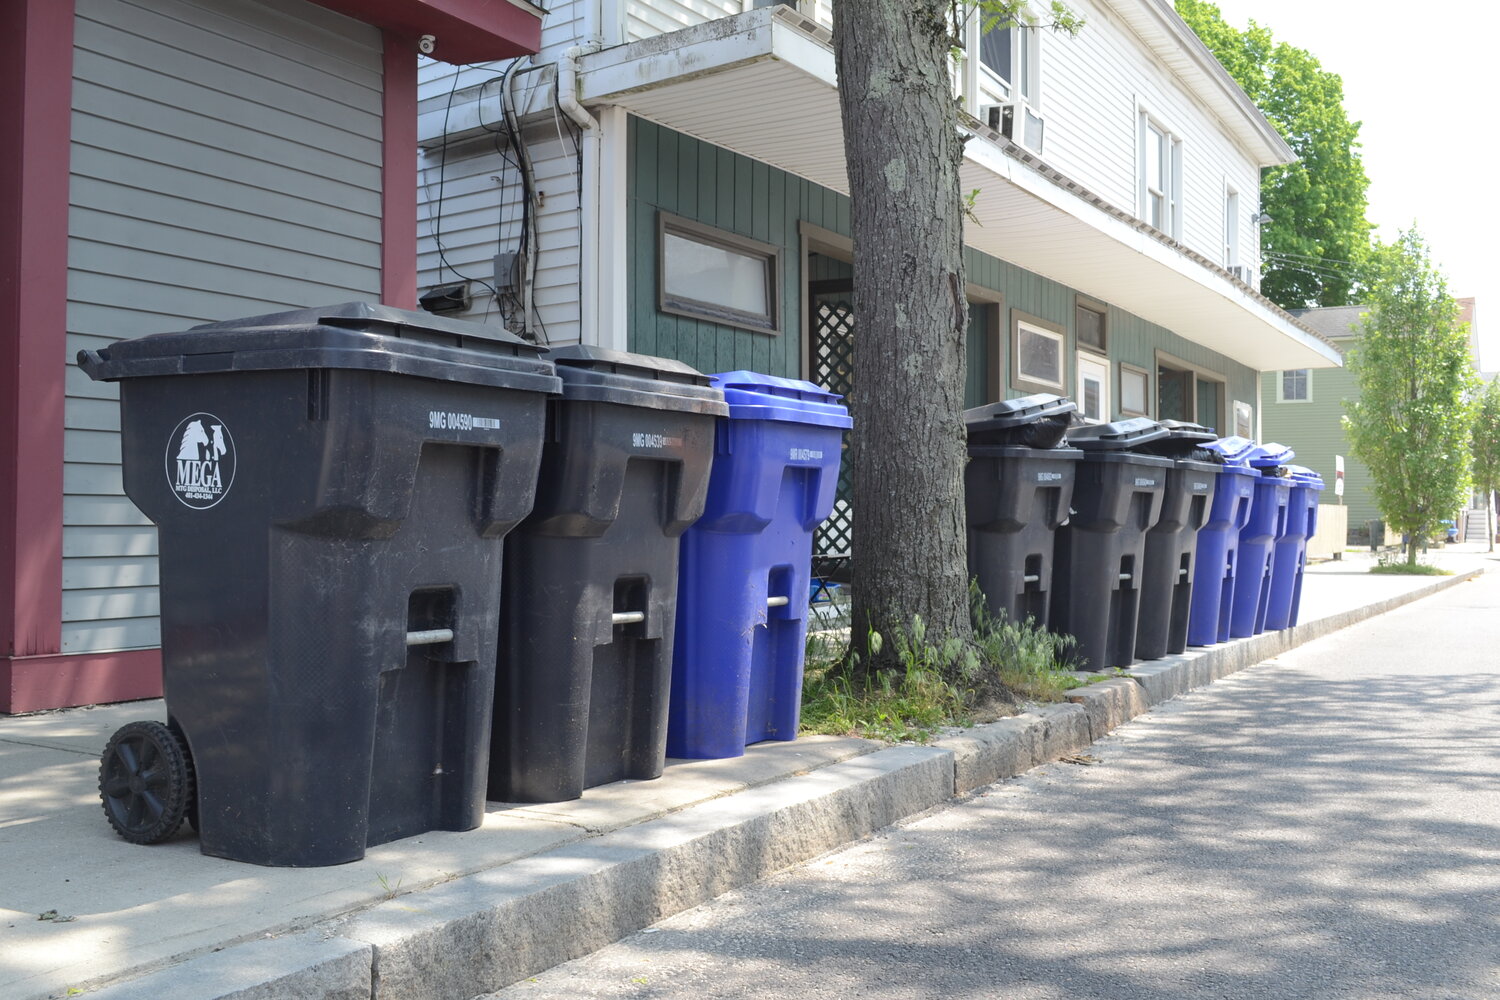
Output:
[
  {"left": 1176, "top": 0, "right": 1372, "bottom": 309},
  {"left": 1342, "top": 230, "right": 1477, "bottom": 566},
  {"left": 1472, "top": 377, "right": 1500, "bottom": 552}
]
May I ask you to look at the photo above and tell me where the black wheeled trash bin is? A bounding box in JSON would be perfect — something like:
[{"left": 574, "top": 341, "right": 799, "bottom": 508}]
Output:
[
  {"left": 490, "top": 346, "right": 727, "bottom": 803},
  {"left": 1129, "top": 421, "right": 1223, "bottom": 660},
  {"left": 964, "top": 394, "right": 1082, "bottom": 627},
  {"left": 1050, "top": 418, "right": 1171, "bottom": 671},
  {"left": 79, "top": 303, "right": 560, "bottom": 866}
]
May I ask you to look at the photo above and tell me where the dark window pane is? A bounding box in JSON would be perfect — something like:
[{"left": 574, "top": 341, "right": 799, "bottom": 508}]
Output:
[
  {"left": 981, "top": 26, "right": 1011, "bottom": 82},
  {"left": 1076, "top": 304, "right": 1105, "bottom": 350}
]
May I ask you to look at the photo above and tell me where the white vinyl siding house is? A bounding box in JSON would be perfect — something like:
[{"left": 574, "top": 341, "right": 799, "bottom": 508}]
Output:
[{"left": 63, "top": 0, "right": 383, "bottom": 654}]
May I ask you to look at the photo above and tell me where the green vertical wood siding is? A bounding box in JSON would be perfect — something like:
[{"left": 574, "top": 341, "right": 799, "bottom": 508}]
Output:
[{"left": 630, "top": 118, "right": 1260, "bottom": 418}]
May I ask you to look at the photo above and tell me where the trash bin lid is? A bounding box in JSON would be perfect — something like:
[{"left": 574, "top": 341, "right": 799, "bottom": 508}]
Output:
[
  {"left": 964, "top": 394, "right": 1077, "bottom": 449},
  {"left": 710, "top": 371, "right": 853, "bottom": 428},
  {"left": 1248, "top": 442, "right": 1295, "bottom": 470},
  {"left": 548, "top": 345, "right": 728, "bottom": 416},
  {"left": 77, "top": 302, "right": 560, "bottom": 394},
  {"left": 1128, "top": 420, "right": 1223, "bottom": 462},
  {"left": 1204, "top": 435, "right": 1258, "bottom": 466},
  {"left": 1285, "top": 464, "right": 1326, "bottom": 489},
  {"left": 1064, "top": 416, "right": 1170, "bottom": 451}
]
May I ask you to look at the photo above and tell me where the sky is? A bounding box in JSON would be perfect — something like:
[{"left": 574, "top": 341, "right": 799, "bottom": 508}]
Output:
[{"left": 1205, "top": 0, "right": 1497, "bottom": 372}]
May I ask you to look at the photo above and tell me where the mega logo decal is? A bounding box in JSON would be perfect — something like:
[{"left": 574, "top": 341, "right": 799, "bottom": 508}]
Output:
[{"left": 166, "top": 413, "right": 236, "bottom": 509}]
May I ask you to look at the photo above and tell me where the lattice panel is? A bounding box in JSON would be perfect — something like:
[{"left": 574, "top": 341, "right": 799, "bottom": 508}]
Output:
[{"left": 812, "top": 300, "right": 854, "bottom": 559}]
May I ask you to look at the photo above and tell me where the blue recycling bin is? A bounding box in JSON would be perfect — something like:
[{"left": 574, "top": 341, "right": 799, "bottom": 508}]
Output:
[
  {"left": 1263, "top": 466, "right": 1325, "bottom": 630},
  {"left": 1187, "top": 437, "right": 1259, "bottom": 646},
  {"left": 1228, "top": 443, "right": 1295, "bottom": 638},
  {"left": 667, "top": 372, "right": 851, "bottom": 760}
]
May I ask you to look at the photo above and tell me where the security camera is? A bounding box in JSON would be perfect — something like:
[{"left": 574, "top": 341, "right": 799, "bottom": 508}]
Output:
[{"left": 418, "top": 34, "right": 436, "bottom": 55}]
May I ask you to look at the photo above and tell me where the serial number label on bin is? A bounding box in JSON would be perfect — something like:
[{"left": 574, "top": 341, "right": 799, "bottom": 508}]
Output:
[
  {"left": 429, "top": 411, "right": 500, "bottom": 431},
  {"left": 790, "top": 448, "right": 825, "bottom": 461},
  {"left": 166, "top": 412, "right": 236, "bottom": 510},
  {"left": 1191, "top": 481, "right": 1212, "bottom": 492},
  {"left": 1036, "top": 471, "right": 1064, "bottom": 483},
  {"left": 632, "top": 432, "right": 685, "bottom": 449},
  {"left": 1134, "top": 477, "right": 1159, "bottom": 488}
]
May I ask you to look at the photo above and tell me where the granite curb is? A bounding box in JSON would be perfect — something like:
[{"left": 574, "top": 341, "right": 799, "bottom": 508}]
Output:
[{"left": 77, "top": 567, "right": 1481, "bottom": 1000}]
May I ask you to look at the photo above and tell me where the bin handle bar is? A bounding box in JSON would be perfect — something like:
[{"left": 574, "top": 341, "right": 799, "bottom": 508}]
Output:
[
  {"left": 1118, "top": 573, "right": 1133, "bottom": 582},
  {"left": 1022, "top": 574, "right": 1040, "bottom": 584},
  {"left": 616, "top": 597, "right": 790, "bottom": 626},
  {"left": 406, "top": 628, "right": 455, "bottom": 646}
]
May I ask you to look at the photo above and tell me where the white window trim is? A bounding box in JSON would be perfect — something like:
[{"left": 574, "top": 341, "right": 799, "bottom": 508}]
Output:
[
  {"left": 1119, "top": 362, "right": 1151, "bottom": 418},
  {"left": 1012, "top": 313, "right": 1066, "bottom": 394},
  {"left": 1137, "top": 101, "right": 1183, "bottom": 241},
  {"left": 1224, "top": 181, "right": 1240, "bottom": 270},
  {"left": 967, "top": 15, "right": 1041, "bottom": 113},
  {"left": 1076, "top": 350, "right": 1110, "bottom": 423},
  {"left": 1277, "top": 368, "right": 1313, "bottom": 403}
]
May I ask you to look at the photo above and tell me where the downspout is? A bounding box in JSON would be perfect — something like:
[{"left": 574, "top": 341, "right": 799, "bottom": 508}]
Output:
[{"left": 558, "top": 46, "right": 603, "bottom": 347}]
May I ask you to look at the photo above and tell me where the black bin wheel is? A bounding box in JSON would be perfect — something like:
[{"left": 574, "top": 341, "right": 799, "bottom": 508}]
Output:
[{"left": 99, "top": 720, "right": 195, "bottom": 845}]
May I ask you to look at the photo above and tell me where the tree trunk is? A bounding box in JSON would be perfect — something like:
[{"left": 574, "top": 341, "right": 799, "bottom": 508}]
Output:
[{"left": 833, "top": 0, "right": 972, "bottom": 673}]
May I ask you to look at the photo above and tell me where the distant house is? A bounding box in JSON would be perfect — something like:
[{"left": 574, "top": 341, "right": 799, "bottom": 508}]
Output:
[
  {"left": 1, "top": 0, "right": 545, "bottom": 713},
  {"left": 412, "top": 0, "right": 1340, "bottom": 556},
  {"left": 1260, "top": 298, "right": 1479, "bottom": 543}
]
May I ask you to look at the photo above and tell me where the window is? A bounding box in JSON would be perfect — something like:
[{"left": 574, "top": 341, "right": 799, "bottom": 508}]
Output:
[
  {"left": 1119, "top": 364, "right": 1150, "bottom": 416},
  {"left": 1075, "top": 298, "right": 1106, "bottom": 352},
  {"left": 1224, "top": 187, "right": 1240, "bottom": 269},
  {"left": 1011, "top": 313, "right": 1065, "bottom": 393},
  {"left": 1139, "top": 112, "right": 1182, "bottom": 239},
  {"left": 658, "top": 213, "right": 782, "bottom": 334},
  {"left": 1280, "top": 369, "right": 1310, "bottom": 402},
  {"left": 1076, "top": 352, "right": 1110, "bottom": 422},
  {"left": 979, "top": 24, "right": 1040, "bottom": 105}
]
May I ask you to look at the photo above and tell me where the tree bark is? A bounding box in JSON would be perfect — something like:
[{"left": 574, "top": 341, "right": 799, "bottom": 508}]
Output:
[{"left": 833, "top": 0, "right": 972, "bottom": 673}]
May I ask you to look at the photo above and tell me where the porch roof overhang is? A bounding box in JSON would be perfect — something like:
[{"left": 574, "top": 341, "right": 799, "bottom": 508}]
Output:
[
  {"left": 312, "top": 0, "right": 544, "bottom": 64},
  {"left": 574, "top": 8, "right": 1340, "bottom": 371}
]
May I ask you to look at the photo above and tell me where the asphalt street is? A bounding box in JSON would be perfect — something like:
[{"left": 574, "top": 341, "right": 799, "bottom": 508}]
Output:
[{"left": 487, "top": 563, "right": 1500, "bottom": 1000}]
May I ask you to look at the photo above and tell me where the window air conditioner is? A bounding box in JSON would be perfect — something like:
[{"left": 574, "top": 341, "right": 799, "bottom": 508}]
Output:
[
  {"left": 1229, "top": 265, "right": 1259, "bottom": 289},
  {"left": 983, "top": 102, "right": 1045, "bottom": 156}
]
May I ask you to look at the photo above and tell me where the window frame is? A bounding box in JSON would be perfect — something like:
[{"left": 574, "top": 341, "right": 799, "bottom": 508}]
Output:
[
  {"left": 1010, "top": 310, "right": 1067, "bottom": 394},
  {"left": 658, "top": 212, "right": 783, "bottom": 335},
  {"left": 1075, "top": 350, "right": 1110, "bottom": 423},
  {"left": 1137, "top": 105, "right": 1183, "bottom": 240},
  {"left": 1074, "top": 294, "right": 1107, "bottom": 353},
  {"left": 1118, "top": 362, "right": 1151, "bottom": 418},
  {"left": 1278, "top": 368, "right": 1312, "bottom": 403},
  {"left": 1223, "top": 183, "right": 1240, "bottom": 270}
]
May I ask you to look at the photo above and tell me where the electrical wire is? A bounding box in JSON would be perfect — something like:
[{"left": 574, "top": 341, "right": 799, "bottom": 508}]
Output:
[{"left": 429, "top": 68, "right": 502, "bottom": 304}]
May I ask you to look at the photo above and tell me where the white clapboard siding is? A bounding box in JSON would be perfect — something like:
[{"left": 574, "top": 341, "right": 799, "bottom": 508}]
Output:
[
  {"left": 64, "top": 0, "right": 384, "bottom": 654},
  {"left": 1039, "top": 0, "right": 1264, "bottom": 266},
  {"left": 626, "top": 0, "right": 741, "bottom": 41},
  {"left": 416, "top": 130, "right": 583, "bottom": 344}
]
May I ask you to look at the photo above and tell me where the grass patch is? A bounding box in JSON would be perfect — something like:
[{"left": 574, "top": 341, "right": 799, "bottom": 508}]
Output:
[
  {"left": 1369, "top": 560, "right": 1452, "bottom": 575},
  {"left": 799, "top": 594, "right": 1083, "bottom": 743}
]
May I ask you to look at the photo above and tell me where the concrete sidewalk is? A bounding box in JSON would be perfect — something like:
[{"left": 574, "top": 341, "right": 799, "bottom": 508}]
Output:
[{"left": 2, "top": 543, "right": 1493, "bottom": 1000}]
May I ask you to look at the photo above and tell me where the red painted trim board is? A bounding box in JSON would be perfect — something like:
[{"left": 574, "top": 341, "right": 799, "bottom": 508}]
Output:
[
  {"left": 312, "top": 0, "right": 542, "bottom": 65},
  {"left": 1, "top": 0, "right": 73, "bottom": 663},
  {"left": 1, "top": 649, "right": 163, "bottom": 715}
]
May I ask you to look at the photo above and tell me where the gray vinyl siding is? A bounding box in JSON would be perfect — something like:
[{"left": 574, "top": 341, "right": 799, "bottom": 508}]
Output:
[
  {"left": 1260, "top": 357, "right": 1376, "bottom": 537},
  {"left": 630, "top": 119, "right": 1259, "bottom": 409},
  {"left": 63, "top": 0, "right": 384, "bottom": 654}
]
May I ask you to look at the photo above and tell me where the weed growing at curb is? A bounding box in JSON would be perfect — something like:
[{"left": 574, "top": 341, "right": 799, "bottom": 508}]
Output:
[
  {"left": 799, "top": 587, "right": 1080, "bottom": 743},
  {"left": 1370, "top": 554, "right": 1452, "bottom": 575}
]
